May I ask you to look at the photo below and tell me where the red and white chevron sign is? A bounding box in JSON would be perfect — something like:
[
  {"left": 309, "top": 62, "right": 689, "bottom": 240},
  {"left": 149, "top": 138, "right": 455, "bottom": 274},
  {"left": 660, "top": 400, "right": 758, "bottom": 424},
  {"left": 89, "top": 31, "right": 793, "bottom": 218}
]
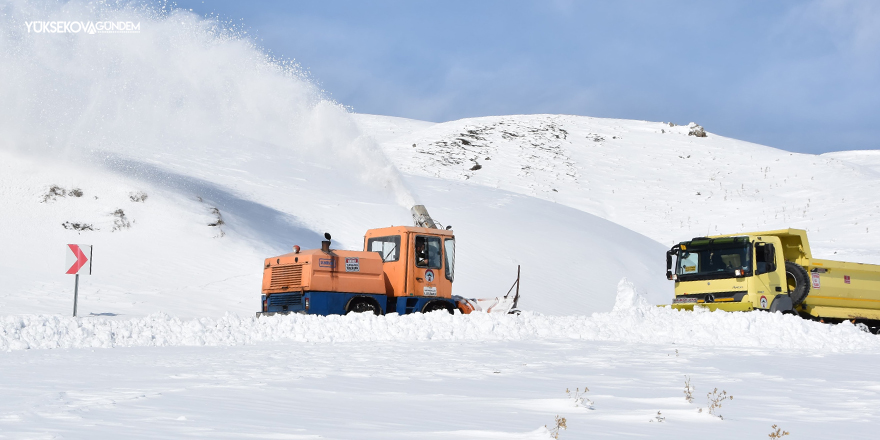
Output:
[{"left": 65, "top": 244, "right": 92, "bottom": 275}]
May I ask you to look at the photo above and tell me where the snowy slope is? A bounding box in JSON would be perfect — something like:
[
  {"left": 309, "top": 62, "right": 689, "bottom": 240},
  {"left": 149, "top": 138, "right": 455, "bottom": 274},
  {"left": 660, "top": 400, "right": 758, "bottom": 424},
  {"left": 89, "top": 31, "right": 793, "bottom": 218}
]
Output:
[
  {"left": 0, "top": 145, "right": 667, "bottom": 316},
  {"left": 356, "top": 114, "right": 880, "bottom": 264},
  {"left": 823, "top": 150, "right": 880, "bottom": 175}
]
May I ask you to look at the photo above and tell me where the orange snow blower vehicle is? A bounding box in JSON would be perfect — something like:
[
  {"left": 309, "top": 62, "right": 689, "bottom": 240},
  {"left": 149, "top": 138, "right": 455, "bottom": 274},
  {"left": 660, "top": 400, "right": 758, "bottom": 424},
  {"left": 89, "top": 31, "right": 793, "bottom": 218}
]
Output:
[{"left": 258, "top": 205, "right": 520, "bottom": 316}]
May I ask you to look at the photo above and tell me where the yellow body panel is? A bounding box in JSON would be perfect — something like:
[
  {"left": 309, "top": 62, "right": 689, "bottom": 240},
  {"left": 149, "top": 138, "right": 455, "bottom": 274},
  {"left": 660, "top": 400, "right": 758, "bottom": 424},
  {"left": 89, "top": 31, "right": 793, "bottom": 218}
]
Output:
[
  {"left": 802, "top": 258, "right": 880, "bottom": 314},
  {"left": 800, "top": 305, "right": 880, "bottom": 321}
]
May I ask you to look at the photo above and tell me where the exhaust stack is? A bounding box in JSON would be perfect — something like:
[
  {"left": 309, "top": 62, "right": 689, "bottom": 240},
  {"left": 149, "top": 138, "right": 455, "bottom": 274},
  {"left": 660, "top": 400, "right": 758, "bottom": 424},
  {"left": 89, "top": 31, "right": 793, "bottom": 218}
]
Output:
[{"left": 411, "top": 205, "right": 438, "bottom": 229}]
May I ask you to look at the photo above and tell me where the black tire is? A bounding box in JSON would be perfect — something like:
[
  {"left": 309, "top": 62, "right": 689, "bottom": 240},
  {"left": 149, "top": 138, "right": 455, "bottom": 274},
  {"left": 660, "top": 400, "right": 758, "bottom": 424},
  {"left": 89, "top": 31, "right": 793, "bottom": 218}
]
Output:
[
  {"left": 785, "top": 261, "right": 810, "bottom": 306},
  {"left": 347, "top": 298, "right": 381, "bottom": 316},
  {"left": 422, "top": 300, "right": 454, "bottom": 314}
]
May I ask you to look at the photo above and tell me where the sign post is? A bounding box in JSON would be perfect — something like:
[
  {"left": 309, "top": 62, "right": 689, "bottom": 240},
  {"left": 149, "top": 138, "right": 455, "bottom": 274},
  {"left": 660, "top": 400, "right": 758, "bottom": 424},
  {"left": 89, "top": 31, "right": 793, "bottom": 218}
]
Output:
[
  {"left": 73, "top": 273, "right": 80, "bottom": 317},
  {"left": 65, "top": 244, "right": 92, "bottom": 317}
]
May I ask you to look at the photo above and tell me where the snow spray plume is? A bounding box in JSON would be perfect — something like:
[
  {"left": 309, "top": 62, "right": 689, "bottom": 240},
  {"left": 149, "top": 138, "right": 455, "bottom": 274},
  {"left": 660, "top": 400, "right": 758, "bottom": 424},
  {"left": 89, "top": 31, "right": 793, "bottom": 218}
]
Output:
[{"left": 0, "top": 0, "right": 417, "bottom": 209}]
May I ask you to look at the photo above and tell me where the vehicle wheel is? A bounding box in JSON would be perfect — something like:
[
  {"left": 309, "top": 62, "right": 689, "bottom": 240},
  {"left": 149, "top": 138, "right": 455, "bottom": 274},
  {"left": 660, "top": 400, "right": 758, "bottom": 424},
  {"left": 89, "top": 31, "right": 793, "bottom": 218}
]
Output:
[
  {"left": 785, "top": 261, "right": 810, "bottom": 306},
  {"left": 422, "top": 300, "right": 454, "bottom": 314},
  {"left": 347, "top": 299, "right": 380, "bottom": 315}
]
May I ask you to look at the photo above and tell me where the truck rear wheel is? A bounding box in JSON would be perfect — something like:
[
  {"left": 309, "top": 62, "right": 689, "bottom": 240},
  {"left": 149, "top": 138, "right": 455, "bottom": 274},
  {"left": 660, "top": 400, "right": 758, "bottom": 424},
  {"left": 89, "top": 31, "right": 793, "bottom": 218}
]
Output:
[
  {"left": 785, "top": 261, "right": 810, "bottom": 306},
  {"left": 347, "top": 298, "right": 381, "bottom": 316}
]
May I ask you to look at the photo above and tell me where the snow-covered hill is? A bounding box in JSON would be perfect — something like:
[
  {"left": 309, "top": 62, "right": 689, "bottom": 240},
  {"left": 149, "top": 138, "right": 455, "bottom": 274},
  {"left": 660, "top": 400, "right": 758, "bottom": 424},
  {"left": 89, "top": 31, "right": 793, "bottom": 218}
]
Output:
[
  {"left": 355, "top": 114, "right": 880, "bottom": 265},
  {"left": 823, "top": 149, "right": 880, "bottom": 175}
]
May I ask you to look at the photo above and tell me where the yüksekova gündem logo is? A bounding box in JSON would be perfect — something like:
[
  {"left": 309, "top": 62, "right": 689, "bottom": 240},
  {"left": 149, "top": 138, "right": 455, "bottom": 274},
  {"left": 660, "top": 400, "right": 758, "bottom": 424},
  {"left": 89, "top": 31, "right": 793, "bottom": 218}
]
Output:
[{"left": 25, "top": 21, "right": 141, "bottom": 34}]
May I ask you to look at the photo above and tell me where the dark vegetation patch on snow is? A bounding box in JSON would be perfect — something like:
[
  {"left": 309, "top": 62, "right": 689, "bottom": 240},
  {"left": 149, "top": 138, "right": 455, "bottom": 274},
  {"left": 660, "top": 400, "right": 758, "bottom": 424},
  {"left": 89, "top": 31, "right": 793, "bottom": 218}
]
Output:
[
  {"left": 111, "top": 209, "right": 131, "bottom": 231},
  {"left": 415, "top": 117, "right": 578, "bottom": 182},
  {"left": 62, "top": 221, "right": 96, "bottom": 231},
  {"left": 42, "top": 185, "right": 67, "bottom": 202},
  {"left": 129, "top": 191, "right": 148, "bottom": 202}
]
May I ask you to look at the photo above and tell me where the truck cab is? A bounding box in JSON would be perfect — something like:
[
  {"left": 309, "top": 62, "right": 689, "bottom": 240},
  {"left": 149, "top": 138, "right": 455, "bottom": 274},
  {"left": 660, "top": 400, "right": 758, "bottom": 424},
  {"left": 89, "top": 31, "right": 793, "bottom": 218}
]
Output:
[
  {"left": 667, "top": 233, "right": 789, "bottom": 312},
  {"left": 364, "top": 226, "right": 456, "bottom": 314}
]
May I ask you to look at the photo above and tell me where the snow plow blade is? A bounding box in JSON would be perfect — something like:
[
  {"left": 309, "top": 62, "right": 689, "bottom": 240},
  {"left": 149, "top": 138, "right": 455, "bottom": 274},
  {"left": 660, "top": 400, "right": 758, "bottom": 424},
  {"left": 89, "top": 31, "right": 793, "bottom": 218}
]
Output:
[
  {"left": 453, "top": 265, "right": 522, "bottom": 315},
  {"left": 668, "top": 302, "right": 753, "bottom": 312}
]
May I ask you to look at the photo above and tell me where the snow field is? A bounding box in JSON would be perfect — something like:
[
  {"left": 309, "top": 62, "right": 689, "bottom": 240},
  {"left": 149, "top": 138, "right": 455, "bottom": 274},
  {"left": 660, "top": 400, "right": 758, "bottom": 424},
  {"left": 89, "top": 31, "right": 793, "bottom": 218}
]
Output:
[{"left": 2, "top": 332, "right": 878, "bottom": 439}]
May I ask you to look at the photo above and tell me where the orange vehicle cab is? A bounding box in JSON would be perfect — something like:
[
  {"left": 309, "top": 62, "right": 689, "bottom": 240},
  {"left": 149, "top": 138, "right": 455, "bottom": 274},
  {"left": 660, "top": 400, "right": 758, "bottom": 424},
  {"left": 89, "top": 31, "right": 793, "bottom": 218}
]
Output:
[{"left": 364, "top": 226, "right": 456, "bottom": 314}]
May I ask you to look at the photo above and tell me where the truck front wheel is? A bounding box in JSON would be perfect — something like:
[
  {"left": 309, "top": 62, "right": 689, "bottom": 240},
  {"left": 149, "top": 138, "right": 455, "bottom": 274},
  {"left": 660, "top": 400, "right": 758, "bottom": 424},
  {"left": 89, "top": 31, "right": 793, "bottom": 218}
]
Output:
[
  {"left": 785, "top": 261, "right": 810, "bottom": 306},
  {"left": 422, "top": 300, "right": 454, "bottom": 315}
]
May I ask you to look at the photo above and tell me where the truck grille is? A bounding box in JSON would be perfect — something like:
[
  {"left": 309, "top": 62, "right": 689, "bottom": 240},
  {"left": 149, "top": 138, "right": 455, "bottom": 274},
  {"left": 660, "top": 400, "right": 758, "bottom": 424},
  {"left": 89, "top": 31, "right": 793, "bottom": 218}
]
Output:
[
  {"left": 268, "top": 293, "right": 303, "bottom": 306},
  {"left": 269, "top": 265, "right": 303, "bottom": 289}
]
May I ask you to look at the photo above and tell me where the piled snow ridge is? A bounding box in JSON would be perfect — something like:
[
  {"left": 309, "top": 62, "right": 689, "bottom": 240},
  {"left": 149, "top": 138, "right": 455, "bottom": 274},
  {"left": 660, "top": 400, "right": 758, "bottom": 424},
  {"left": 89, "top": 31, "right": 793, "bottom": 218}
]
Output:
[{"left": 1, "top": 308, "right": 878, "bottom": 353}]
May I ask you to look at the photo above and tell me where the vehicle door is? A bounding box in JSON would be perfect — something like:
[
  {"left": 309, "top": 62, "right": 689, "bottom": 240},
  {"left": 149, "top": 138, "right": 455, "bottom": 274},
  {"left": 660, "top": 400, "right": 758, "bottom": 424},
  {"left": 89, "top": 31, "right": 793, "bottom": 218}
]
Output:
[
  {"left": 409, "top": 235, "right": 443, "bottom": 298},
  {"left": 753, "top": 241, "right": 781, "bottom": 309}
]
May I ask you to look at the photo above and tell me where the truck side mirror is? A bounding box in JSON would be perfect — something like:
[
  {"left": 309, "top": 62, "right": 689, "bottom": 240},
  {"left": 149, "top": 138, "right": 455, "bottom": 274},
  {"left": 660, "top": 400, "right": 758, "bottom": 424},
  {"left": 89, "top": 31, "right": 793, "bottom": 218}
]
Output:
[
  {"left": 765, "top": 244, "right": 776, "bottom": 272},
  {"left": 666, "top": 250, "right": 674, "bottom": 280}
]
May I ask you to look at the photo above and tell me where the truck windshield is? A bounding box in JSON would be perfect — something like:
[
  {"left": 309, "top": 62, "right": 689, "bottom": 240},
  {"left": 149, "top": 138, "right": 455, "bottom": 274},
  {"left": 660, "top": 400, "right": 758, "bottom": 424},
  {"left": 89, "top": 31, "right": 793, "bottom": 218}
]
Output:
[
  {"left": 675, "top": 238, "right": 751, "bottom": 280},
  {"left": 444, "top": 238, "right": 455, "bottom": 281}
]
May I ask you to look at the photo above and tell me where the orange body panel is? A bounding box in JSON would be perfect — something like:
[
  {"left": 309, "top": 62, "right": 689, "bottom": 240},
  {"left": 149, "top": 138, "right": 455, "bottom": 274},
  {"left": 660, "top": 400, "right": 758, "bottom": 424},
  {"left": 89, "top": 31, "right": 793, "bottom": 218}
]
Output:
[
  {"left": 262, "top": 248, "right": 385, "bottom": 295},
  {"left": 364, "top": 226, "right": 455, "bottom": 299}
]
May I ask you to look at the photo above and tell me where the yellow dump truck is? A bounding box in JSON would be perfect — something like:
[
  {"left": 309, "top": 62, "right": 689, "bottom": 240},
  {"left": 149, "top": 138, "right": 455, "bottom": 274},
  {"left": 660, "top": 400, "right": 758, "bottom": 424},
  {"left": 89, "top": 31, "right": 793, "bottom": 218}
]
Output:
[{"left": 666, "top": 229, "right": 880, "bottom": 321}]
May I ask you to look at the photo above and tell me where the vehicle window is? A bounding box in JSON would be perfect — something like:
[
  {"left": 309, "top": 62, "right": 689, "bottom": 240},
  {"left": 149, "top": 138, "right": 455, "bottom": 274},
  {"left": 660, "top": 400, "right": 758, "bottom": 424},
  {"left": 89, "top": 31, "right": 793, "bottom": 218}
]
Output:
[
  {"left": 678, "top": 251, "right": 700, "bottom": 274},
  {"left": 674, "top": 238, "right": 751, "bottom": 280},
  {"left": 755, "top": 243, "right": 768, "bottom": 274},
  {"left": 367, "top": 235, "right": 401, "bottom": 262},
  {"left": 415, "top": 236, "right": 441, "bottom": 269},
  {"left": 444, "top": 238, "right": 455, "bottom": 281}
]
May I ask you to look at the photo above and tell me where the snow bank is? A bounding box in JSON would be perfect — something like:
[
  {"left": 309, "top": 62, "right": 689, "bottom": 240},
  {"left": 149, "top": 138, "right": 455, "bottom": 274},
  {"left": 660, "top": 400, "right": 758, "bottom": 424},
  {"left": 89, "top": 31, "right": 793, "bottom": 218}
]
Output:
[
  {"left": 2, "top": 307, "right": 878, "bottom": 353},
  {"left": 612, "top": 278, "right": 650, "bottom": 311}
]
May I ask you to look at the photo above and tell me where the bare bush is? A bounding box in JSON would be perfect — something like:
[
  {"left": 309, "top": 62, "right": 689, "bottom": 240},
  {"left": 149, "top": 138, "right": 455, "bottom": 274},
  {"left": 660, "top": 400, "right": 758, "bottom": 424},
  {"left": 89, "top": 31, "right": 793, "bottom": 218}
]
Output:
[
  {"left": 208, "top": 207, "right": 224, "bottom": 227},
  {"left": 546, "top": 415, "right": 567, "bottom": 439},
  {"left": 69, "top": 188, "right": 83, "bottom": 197},
  {"left": 208, "top": 207, "right": 225, "bottom": 237},
  {"left": 769, "top": 424, "right": 790, "bottom": 438},
  {"left": 566, "top": 387, "right": 594, "bottom": 409},
  {"left": 683, "top": 375, "right": 695, "bottom": 403},
  {"left": 706, "top": 388, "right": 732, "bottom": 419}
]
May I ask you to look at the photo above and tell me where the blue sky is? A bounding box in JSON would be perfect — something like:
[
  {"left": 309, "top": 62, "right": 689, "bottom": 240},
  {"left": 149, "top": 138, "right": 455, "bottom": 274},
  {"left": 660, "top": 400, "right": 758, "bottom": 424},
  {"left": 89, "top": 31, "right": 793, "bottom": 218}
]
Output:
[{"left": 173, "top": 0, "right": 879, "bottom": 154}]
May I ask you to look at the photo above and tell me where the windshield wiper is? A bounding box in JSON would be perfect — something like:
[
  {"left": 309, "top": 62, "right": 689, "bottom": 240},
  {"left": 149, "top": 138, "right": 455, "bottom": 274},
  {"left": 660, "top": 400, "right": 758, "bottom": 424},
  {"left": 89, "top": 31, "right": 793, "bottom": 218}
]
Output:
[{"left": 382, "top": 243, "right": 397, "bottom": 262}]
